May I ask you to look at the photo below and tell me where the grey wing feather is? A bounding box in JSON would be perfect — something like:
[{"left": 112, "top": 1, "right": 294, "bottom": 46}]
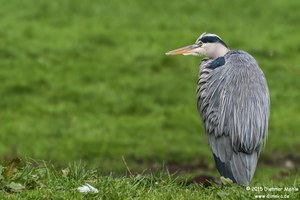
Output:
[{"left": 197, "top": 50, "right": 270, "bottom": 185}]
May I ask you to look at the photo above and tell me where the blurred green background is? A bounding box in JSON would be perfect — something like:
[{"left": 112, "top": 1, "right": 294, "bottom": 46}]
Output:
[{"left": 0, "top": 0, "right": 299, "bottom": 181}]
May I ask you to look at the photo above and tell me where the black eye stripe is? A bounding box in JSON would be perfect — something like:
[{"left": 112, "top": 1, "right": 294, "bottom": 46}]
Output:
[
  {"left": 200, "top": 36, "right": 219, "bottom": 43},
  {"left": 199, "top": 36, "right": 228, "bottom": 48}
]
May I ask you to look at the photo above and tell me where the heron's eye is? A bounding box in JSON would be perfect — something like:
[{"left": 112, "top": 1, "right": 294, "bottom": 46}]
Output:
[{"left": 196, "top": 41, "right": 203, "bottom": 46}]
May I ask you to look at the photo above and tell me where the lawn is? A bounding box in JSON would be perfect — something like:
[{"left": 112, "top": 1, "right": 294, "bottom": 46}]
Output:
[{"left": 0, "top": 0, "right": 299, "bottom": 199}]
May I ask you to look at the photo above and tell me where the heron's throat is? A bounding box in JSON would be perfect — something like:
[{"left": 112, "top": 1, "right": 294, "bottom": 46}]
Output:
[{"left": 206, "top": 44, "right": 229, "bottom": 59}]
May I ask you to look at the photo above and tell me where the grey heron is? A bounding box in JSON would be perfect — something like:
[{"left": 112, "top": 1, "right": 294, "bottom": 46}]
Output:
[{"left": 166, "top": 33, "right": 270, "bottom": 186}]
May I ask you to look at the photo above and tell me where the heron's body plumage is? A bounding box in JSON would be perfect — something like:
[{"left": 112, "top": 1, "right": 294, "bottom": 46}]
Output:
[{"left": 196, "top": 50, "right": 270, "bottom": 185}]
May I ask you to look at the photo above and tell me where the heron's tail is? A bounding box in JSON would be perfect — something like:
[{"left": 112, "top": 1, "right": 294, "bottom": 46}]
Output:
[{"left": 214, "top": 152, "right": 258, "bottom": 186}]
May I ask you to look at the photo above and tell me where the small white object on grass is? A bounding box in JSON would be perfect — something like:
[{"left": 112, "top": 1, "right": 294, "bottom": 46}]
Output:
[{"left": 77, "top": 184, "right": 99, "bottom": 193}]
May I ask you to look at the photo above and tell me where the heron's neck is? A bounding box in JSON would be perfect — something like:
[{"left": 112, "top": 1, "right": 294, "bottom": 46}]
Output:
[{"left": 206, "top": 43, "right": 229, "bottom": 59}]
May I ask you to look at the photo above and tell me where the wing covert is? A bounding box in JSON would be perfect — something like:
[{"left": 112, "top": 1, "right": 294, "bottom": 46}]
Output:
[{"left": 197, "top": 50, "right": 270, "bottom": 157}]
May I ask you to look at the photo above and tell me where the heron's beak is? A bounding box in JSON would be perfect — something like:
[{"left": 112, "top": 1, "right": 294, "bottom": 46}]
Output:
[{"left": 165, "top": 44, "right": 200, "bottom": 56}]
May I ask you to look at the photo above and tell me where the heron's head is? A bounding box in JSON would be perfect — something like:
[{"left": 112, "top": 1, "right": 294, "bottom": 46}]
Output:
[{"left": 166, "top": 32, "right": 229, "bottom": 59}]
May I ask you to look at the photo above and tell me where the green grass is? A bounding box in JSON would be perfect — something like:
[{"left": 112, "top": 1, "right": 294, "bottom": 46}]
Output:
[
  {"left": 0, "top": 0, "right": 300, "bottom": 198},
  {"left": 0, "top": 159, "right": 299, "bottom": 199}
]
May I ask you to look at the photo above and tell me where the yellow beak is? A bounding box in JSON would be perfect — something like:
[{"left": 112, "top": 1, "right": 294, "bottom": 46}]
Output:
[{"left": 165, "top": 44, "right": 199, "bottom": 55}]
